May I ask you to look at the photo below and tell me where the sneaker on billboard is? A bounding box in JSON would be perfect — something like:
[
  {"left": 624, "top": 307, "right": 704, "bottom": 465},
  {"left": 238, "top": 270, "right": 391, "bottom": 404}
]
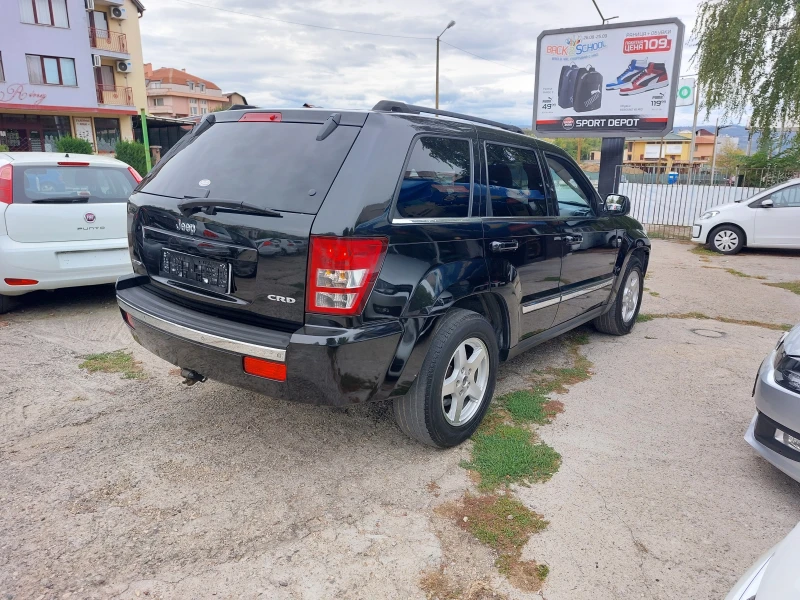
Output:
[
  {"left": 606, "top": 59, "right": 648, "bottom": 91},
  {"left": 619, "top": 63, "right": 669, "bottom": 95}
]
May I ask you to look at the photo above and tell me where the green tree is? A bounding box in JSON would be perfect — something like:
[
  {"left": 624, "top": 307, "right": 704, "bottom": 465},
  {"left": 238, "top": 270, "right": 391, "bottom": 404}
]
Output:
[
  {"left": 694, "top": 0, "right": 799, "bottom": 136},
  {"left": 540, "top": 137, "right": 601, "bottom": 161},
  {"left": 55, "top": 136, "right": 93, "bottom": 154},
  {"left": 114, "top": 140, "right": 148, "bottom": 175},
  {"left": 716, "top": 138, "right": 746, "bottom": 170}
]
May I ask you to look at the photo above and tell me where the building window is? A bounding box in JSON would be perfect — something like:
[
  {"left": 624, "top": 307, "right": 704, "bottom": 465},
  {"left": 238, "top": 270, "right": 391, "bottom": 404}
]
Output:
[
  {"left": 0, "top": 53, "right": 4, "bottom": 82},
  {"left": 201, "top": 108, "right": 208, "bottom": 115},
  {"left": 94, "top": 117, "right": 120, "bottom": 153},
  {"left": 151, "top": 98, "right": 164, "bottom": 106},
  {"left": 149, "top": 81, "right": 161, "bottom": 89},
  {"left": 199, "top": 83, "right": 205, "bottom": 92},
  {"left": 200, "top": 99, "right": 207, "bottom": 105},
  {"left": 187, "top": 81, "right": 194, "bottom": 91},
  {"left": 190, "top": 107, "right": 198, "bottom": 115},
  {"left": 189, "top": 98, "right": 197, "bottom": 104},
  {"left": 19, "top": 0, "right": 69, "bottom": 28},
  {"left": 26, "top": 54, "right": 77, "bottom": 86}
]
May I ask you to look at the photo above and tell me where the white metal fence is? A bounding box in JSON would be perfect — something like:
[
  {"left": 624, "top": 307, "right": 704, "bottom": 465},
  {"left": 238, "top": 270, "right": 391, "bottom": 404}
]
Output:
[{"left": 613, "top": 164, "right": 799, "bottom": 239}]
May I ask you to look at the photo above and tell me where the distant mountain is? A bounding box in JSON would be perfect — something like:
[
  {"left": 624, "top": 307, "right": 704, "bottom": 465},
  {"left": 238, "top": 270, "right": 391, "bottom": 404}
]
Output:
[{"left": 672, "top": 124, "right": 797, "bottom": 153}]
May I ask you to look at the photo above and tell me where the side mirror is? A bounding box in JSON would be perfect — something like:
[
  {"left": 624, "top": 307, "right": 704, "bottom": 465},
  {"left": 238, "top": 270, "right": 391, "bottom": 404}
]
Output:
[
  {"left": 761, "top": 199, "right": 774, "bottom": 208},
  {"left": 605, "top": 194, "right": 630, "bottom": 216}
]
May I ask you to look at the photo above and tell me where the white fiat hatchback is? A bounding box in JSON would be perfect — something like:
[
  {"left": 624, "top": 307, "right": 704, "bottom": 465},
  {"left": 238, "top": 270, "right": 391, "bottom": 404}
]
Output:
[
  {"left": 691, "top": 178, "right": 800, "bottom": 254},
  {"left": 0, "top": 152, "right": 140, "bottom": 313}
]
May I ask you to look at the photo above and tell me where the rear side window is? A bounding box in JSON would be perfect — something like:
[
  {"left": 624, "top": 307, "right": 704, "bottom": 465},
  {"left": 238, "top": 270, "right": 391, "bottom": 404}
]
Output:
[
  {"left": 138, "top": 122, "right": 360, "bottom": 214},
  {"left": 395, "top": 136, "right": 472, "bottom": 219},
  {"left": 13, "top": 166, "right": 135, "bottom": 204},
  {"left": 485, "top": 143, "right": 548, "bottom": 217}
]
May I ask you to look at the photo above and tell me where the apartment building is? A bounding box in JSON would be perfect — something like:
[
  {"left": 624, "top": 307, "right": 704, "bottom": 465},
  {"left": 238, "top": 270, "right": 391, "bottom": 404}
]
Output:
[
  {"left": 144, "top": 64, "right": 228, "bottom": 118},
  {"left": 0, "top": 0, "right": 146, "bottom": 153}
]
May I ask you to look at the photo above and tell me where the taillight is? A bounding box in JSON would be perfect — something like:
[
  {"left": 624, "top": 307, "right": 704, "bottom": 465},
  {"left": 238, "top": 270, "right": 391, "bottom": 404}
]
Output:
[
  {"left": 239, "top": 112, "right": 282, "bottom": 122},
  {"left": 128, "top": 166, "right": 143, "bottom": 183},
  {"left": 202, "top": 229, "right": 218, "bottom": 238},
  {"left": 306, "top": 236, "right": 388, "bottom": 315},
  {"left": 0, "top": 164, "right": 12, "bottom": 205}
]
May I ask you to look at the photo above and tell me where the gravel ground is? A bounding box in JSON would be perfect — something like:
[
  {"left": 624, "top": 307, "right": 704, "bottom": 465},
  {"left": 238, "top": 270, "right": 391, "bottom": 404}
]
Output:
[{"left": 1, "top": 240, "right": 799, "bottom": 599}]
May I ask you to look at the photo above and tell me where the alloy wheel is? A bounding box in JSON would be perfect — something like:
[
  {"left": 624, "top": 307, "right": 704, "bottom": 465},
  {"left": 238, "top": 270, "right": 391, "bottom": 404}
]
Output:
[
  {"left": 621, "top": 270, "right": 640, "bottom": 323},
  {"left": 441, "top": 337, "right": 490, "bottom": 427},
  {"left": 714, "top": 230, "right": 739, "bottom": 252}
]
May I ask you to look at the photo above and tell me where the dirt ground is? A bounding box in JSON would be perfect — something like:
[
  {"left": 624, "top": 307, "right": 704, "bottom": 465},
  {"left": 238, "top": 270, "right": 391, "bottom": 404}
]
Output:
[{"left": 1, "top": 240, "right": 799, "bottom": 599}]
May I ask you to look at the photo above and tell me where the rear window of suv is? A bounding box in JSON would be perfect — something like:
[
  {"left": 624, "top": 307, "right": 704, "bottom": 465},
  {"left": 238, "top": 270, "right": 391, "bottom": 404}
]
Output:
[
  {"left": 138, "top": 121, "right": 360, "bottom": 215},
  {"left": 13, "top": 166, "right": 136, "bottom": 204}
]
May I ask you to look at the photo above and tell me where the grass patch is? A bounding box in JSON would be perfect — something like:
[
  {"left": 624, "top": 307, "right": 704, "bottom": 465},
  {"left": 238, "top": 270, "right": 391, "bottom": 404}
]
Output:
[
  {"left": 690, "top": 245, "right": 718, "bottom": 257},
  {"left": 649, "top": 291, "right": 660, "bottom": 297},
  {"left": 765, "top": 281, "right": 800, "bottom": 295},
  {"left": 636, "top": 312, "right": 791, "bottom": 332},
  {"left": 440, "top": 493, "right": 549, "bottom": 592},
  {"left": 79, "top": 350, "right": 144, "bottom": 379},
  {"left": 725, "top": 268, "right": 768, "bottom": 280},
  {"left": 501, "top": 390, "right": 551, "bottom": 424},
  {"left": 463, "top": 425, "right": 561, "bottom": 491}
]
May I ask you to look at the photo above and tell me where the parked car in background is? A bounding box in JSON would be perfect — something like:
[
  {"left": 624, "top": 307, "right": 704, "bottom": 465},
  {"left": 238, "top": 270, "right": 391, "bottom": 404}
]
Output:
[
  {"left": 691, "top": 178, "right": 800, "bottom": 254},
  {"left": 746, "top": 323, "right": 800, "bottom": 484},
  {"left": 0, "top": 152, "right": 141, "bottom": 314},
  {"left": 116, "top": 101, "right": 649, "bottom": 448},
  {"left": 725, "top": 522, "right": 800, "bottom": 600}
]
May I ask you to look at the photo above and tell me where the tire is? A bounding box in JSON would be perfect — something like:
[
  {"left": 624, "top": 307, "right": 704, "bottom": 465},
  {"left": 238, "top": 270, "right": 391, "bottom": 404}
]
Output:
[
  {"left": 393, "top": 308, "right": 499, "bottom": 448},
  {"left": 593, "top": 256, "right": 643, "bottom": 336},
  {"left": 708, "top": 225, "right": 745, "bottom": 255},
  {"left": 0, "top": 294, "right": 15, "bottom": 315}
]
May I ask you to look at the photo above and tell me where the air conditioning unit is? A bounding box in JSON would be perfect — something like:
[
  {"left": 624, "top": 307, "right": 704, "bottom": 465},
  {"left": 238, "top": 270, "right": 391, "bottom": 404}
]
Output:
[
  {"left": 109, "top": 6, "right": 126, "bottom": 19},
  {"left": 84, "top": 0, "right": 95, "bottom": 10},
  {"left": 92, "top": 54, "right": 102, "bottom": 68},
  {"left": 116, "top": 60, "right": 132, "bottom": 73}
]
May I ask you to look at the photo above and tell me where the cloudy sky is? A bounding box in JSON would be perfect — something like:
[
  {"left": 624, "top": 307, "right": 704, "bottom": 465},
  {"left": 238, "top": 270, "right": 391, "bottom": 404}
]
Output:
[{"left": 140, "top": 0, "right": 726, "bottom": 128}]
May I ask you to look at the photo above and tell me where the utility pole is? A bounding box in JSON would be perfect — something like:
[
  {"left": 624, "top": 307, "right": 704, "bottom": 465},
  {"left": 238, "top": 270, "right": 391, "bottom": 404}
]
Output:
[
  {"left": 435, "top": 20, "right": 456, "bottom": 109},
  {"left": 140, "top": 108, "right": 151, "bottom": 173},
  {"left": 689, "top": 80, "right": 700, "bottom": 166}
]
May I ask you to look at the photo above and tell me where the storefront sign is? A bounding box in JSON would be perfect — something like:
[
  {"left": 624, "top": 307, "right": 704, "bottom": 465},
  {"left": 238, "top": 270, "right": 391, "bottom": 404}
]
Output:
[
  {"left": 534, "top": 18, "right": 685, "bottom": 137},
  {"left": 0, "top": 84, "right": 47, "bottom": 106},
  {"left": 74, "top": 118, "right": 94, "bottom": 146}
]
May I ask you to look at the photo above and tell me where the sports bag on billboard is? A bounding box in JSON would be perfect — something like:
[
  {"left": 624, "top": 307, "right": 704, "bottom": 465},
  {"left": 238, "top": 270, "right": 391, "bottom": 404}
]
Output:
[
  {"left": 557, "top": 64, "right": 579, "bottom": 109},
  {"left": 573, "top": 66, "right": 603, "bottom": 113}
]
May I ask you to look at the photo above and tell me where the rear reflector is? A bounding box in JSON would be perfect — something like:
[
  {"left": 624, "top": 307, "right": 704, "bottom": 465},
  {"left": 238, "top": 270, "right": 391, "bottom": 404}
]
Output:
[
  {"left": 4, "top": 278, "right": 38, "bottom": 286},
  {"left": 239, "top": 112, "right": 282, "bottom": 122},
  {"left": 0, "top": 164, "right": 12, "bottom": 205},
  {"left": 243, "top": 356, "right": 287, "bottom": 381},
  {"left": 57, "top": 161, "right": 90, "bottom": 166},
  {"left": 128, "top": 166, "right": 143, "bottom": 183},
  {"left": 306, "top": 236, "right": 388, "bottom": 315},
  {"left": 121, "top": 310, "right": 136, "bottom": 329}
]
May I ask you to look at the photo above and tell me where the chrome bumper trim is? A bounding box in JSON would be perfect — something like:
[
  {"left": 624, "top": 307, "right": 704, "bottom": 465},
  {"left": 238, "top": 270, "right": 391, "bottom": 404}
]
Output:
[
  {"left": 118, "top": 296, "right": 286, "bottom": 362},
  {"left": 522, "top": 278, "right": 614, "bottom": 313}
]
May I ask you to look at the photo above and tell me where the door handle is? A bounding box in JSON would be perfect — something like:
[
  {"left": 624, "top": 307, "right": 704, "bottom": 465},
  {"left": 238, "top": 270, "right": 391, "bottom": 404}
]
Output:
[{"left": 490, "top": 240, "right": 519, "bottom": 252}]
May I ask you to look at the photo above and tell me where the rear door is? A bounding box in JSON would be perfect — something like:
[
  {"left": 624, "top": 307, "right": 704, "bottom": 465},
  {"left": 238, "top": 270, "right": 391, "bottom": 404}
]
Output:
[
  {"left": 480, "top": 137, "right": 563, "bottom": 342},
  {"left": 129, "top": 111, "right": 364, "bottom": 325},
  {"left": 753, "top": 183, "right": 800, "bottom": 247},
  {"left": 5, "top": 163, "right": 135, "bottom": 242},
  {"left": 545, "top": 152, "right": 618, "bottom": 325}
]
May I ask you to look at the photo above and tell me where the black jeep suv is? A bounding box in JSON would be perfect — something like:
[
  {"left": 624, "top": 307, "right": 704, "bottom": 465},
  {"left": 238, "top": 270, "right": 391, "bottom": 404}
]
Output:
[{"left": 117, "top": 101, "right": 649, "bottom": 448}]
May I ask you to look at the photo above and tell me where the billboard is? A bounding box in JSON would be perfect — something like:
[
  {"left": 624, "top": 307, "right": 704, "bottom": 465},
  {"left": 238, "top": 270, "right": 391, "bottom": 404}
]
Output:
[{"left": 533, "top": 18, "right": 684, "bottom": 138}]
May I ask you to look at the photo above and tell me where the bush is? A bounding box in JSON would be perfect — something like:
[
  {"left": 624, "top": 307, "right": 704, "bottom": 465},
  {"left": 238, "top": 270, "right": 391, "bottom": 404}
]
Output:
[
  {"left": 114, "top": 140, "right": 148, "bottom": 176},
  {"left": 0, "top": 144, "right": 8, "bottom": 152},
  {"left": 55, "top": 136, "right": 94, "bottom": 155}
]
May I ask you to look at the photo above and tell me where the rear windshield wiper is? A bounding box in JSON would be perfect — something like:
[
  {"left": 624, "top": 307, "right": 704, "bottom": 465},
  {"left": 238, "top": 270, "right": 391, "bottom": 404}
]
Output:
[
  {"left": 178, "top": 198, "right": 282, "bottom": 218},
  {"left": 31, "top": 197, "right": 89, "bottom": 204}
]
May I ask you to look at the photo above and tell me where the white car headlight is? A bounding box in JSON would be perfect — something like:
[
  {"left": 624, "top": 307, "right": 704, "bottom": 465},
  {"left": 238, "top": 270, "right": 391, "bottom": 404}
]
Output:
[{"left": 699, "top": 211, "right": 720, "bottom": 220}]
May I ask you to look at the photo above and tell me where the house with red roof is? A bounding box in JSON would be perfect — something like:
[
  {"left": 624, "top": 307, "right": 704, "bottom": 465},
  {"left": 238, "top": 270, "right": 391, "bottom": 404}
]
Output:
[{"left": 144, "top": 64, "right": 228, "bottom": 118}]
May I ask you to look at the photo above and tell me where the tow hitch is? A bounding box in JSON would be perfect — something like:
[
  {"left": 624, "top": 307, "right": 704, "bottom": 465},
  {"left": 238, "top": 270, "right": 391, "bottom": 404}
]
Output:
[{"left": 181, "top": 368, "right": 207, "bottom": 386}]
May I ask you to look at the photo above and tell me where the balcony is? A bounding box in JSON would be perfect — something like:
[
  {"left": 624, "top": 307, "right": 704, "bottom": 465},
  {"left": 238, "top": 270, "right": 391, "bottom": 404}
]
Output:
[
  {"left": 96, "top": 84, "right": 134, "bottom": 106},
  {"left": 88, "top": 28, "right": 128, "bottom": 54}
]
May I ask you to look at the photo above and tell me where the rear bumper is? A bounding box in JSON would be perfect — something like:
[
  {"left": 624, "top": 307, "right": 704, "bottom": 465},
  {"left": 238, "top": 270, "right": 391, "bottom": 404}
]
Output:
[
  {"left": 0, "top": 235, "right": 132, "bottom": 295},
  {"left": 116, "top": 276, "right": 404, "bottom": 406}
]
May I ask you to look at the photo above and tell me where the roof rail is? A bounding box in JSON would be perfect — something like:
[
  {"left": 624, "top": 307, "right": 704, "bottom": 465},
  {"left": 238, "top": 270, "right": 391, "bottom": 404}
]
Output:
[{"left": 372, "top": 100, "right": 524, "bottom": 134}]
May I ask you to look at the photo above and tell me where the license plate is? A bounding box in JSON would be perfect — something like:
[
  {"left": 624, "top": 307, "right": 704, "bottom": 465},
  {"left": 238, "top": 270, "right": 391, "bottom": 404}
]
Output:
[{"left": 160, "top": 249, "right": 230, "bottom": 294}]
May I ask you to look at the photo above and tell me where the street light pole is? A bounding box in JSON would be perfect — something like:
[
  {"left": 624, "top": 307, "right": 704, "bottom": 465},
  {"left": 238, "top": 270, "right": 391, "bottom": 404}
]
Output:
[{"left": 435, "top": 20, "right": 455, "bottom": 110}]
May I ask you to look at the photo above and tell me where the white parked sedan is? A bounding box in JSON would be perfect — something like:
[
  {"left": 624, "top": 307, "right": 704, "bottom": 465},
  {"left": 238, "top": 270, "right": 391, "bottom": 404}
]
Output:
[
  {"left": 691, "top": 178, "right": 800, "bottom": 254},
  {"left": 0, "top": 152, "right": 140, "bottom": 314}
]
